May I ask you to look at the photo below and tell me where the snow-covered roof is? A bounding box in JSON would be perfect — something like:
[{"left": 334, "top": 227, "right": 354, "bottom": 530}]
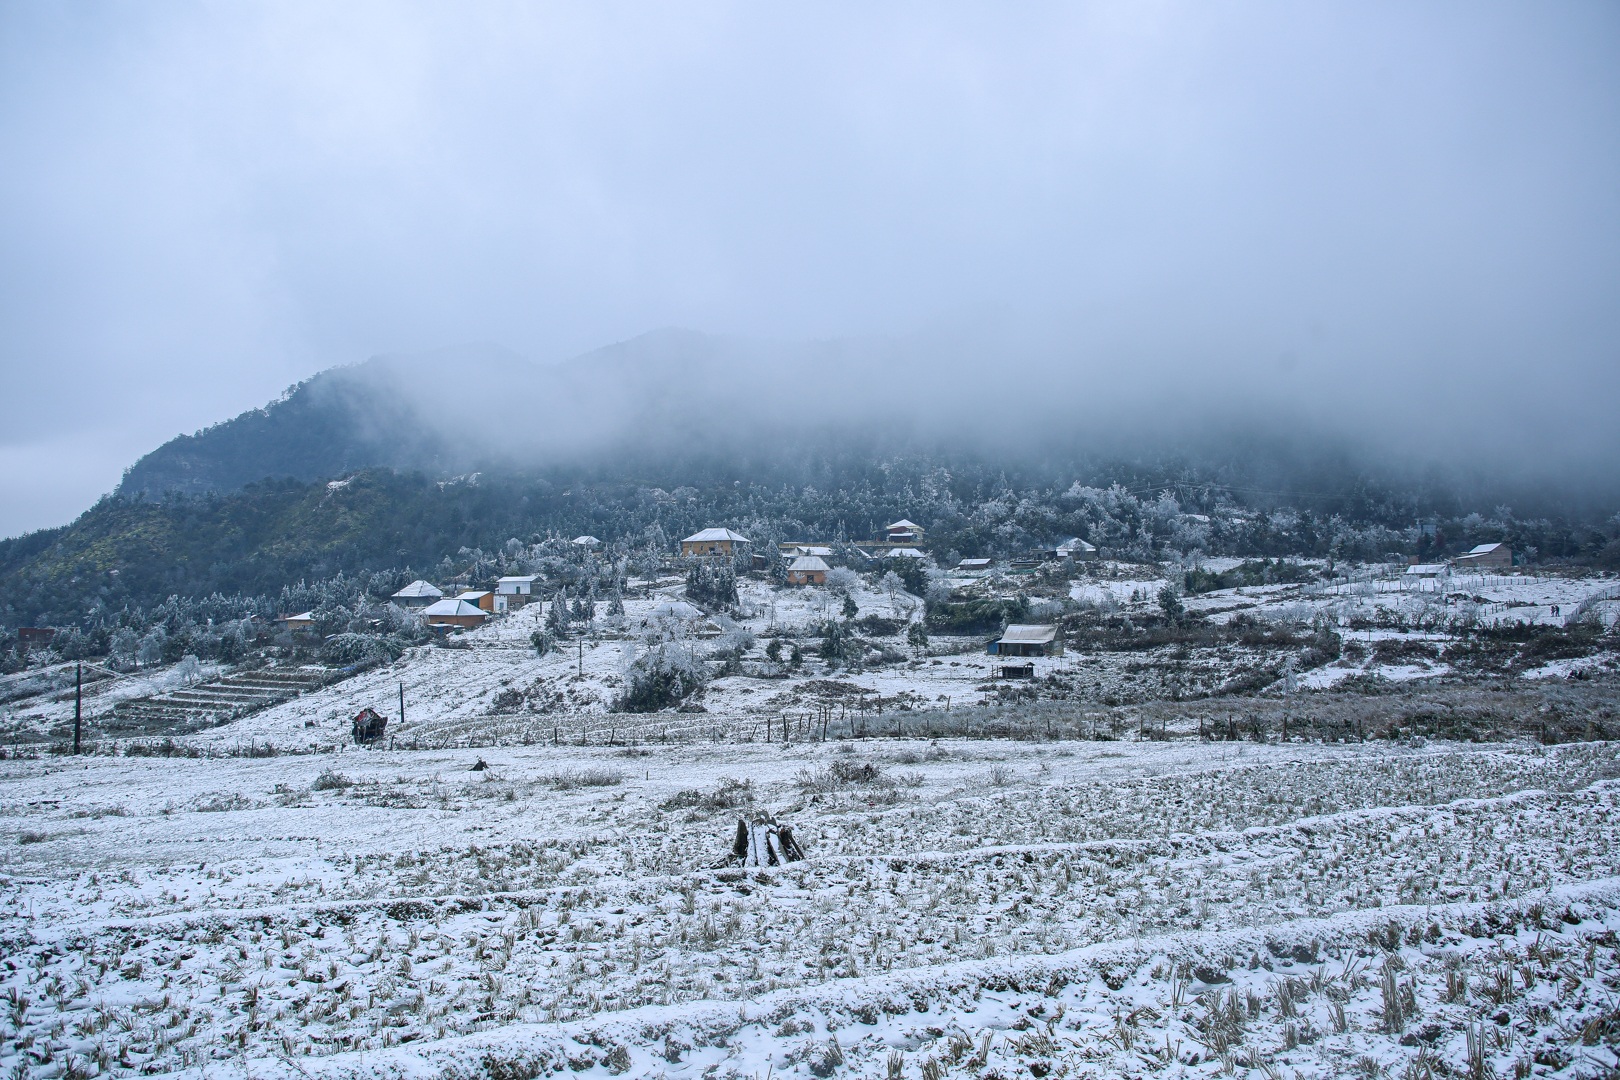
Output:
[
  {"left": 421, "top": 598, "right": 487, "bottom": 617},
  {"left": 1464, "top": 543, "right": 1504, "bottom": 555},
  {"left": 783, "top": 544, "right": 833, "bottom": 557},
  {"left": 650, "top": 600, "right": 703, "bottom": 620},
  {"left": 887, "top": 519, "right": 921, "bottom": 531},
  {"left": 1405, "top": 564, "right": 1448, "bottom": 576},
  {"left": 683, "top": 528, "right": 751, "bottom": 544},
  {"left": 282, "top": 611, "right": 315, "bottom": 622},
  {"left": 886, "top": 547, "right": 926, "bottom": 559},
  {"left": 496, "top": 575, "right": 538, "bottom": 584},
  {"left": 571, "top": 536, "right": 601, "bottom": 546},
  {"left": 1058, "top": 538, "right": 1097, "bottom": 552},
  {"left": 998, "top": 624, "right": 1058, "bottom": 645},
  {"left": 957, "top": 558, "right": 992, "bottom": 569},
  {"left": 789, "top": 555, "right": 830, "bottom": 572},
  {"left": 457, "top": 591, "right": 491, "bottom": 600},
  {"left": 392, "top": 580, "right": 443, "bottom": 599}
]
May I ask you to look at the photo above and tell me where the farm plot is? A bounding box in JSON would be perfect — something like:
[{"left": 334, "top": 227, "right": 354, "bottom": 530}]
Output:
[{"left": 2, "top": 737, "right": 1620, "bottom": 1077}]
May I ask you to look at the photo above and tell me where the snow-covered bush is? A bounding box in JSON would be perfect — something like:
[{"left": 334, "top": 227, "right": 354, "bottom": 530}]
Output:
[
  {"left": 320, "top": 633, "right": 395, "bottom": 667},
  {"left": 615, "top": 638, "right": 707, "bottom": 712},
  {"left": 824, "top": 566, "right": 860, "bottom": 595}
]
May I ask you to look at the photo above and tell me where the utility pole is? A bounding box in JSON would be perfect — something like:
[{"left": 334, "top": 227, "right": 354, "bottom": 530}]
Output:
[
  {"left": 399, "top": 682, "right": 405, "bottom": 726},
  {"left": 73, "top": 663, "right": 82, "bottom": 755}
]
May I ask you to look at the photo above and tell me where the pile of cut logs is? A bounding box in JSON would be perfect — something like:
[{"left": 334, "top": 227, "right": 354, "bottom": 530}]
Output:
[{"left": 730, "top": 816, "right": 805, "bottom": 867}]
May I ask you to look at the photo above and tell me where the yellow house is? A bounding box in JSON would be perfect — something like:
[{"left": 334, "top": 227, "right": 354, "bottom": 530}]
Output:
[{"left": 787, "top": 555, "right": 830, "bottom": 585}]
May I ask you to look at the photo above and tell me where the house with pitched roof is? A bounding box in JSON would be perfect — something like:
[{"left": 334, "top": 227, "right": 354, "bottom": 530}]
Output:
[
  {"left": 680, "top": 528, "right": 751, "bottom": 558},
  {"left": 787, "top": 554, "right": 830, "bottom": 585},
  {"left": 391, "top": 580, "right": 443, "bottom": 609},
  {"left": 886, "top": 519, "right": 923, "bottom": 543},
  {"left": 987, "top": 624, "right": 1063, "bottom": 657},
  {"left": 421, "top": 598, "right": 488, "bottom": 628}
]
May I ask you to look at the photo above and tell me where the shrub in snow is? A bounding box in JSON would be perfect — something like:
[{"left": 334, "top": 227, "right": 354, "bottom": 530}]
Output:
[
  {"left": 660, "top": 776, "right": 754, "bottom": 811},
  {"left": 320, "top": 633, "right": 394, "bottom": 667},
  {"left": 615, "top": 639, "right": 707, "bottom": 712},
  {"left": 709, "top": 621, "right": 754, "bottom": 660},
  {"left": 543, "top": 768, "right": 623, "bottom": 790},
  {"left": 311, "top": 769, "right": 352, "bottom": 791}
]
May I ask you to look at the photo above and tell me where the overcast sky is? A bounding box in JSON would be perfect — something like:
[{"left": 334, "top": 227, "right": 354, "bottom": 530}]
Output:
[{"left": 2, "top": 3, "right": 1617, "bottom": 536}]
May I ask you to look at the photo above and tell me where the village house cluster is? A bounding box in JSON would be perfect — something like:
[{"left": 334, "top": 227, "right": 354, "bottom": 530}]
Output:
[{"left": 265, "top": 524, "right": 1525, "bottom": 666}]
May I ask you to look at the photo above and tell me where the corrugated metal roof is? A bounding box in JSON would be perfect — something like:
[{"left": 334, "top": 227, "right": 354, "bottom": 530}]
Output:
[
  {"left": 789, "top": 555, "right": 830, "bottom": 572},
  {"left": 683, "top": 528, "right": 751, "bottom": 543},
  {"left": 887, "top": 519, "right": 921, "bottom": 530},
  {"left": 997, "top": 624, "right": 1058, "bottom": 644},
  {"left": 392, "top": 580, "right": 443, "bottom": 598},
  {"left": 421, "top": 598, "right": 486, "bottom": 617},
  {"left": 1465, "top": 543, "right": 1503, "bottom": 555}
]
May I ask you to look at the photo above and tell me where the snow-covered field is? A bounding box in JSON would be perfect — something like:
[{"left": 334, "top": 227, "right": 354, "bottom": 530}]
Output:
[
  {"left": 4, "top": 565, "right": 1620, "bottom": 1077},
  {"left": 5, "top": 732, "right": 1620, "bottom": 1078}
]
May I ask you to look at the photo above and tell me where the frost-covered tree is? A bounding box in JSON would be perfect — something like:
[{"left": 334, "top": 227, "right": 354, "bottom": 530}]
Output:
[
  {"left": 174, "top": 654, "right": 202, "bottom": 684},
  {"left": 824, "top": 566, "right": 859, "bottom": 595},
  {"left": 880, "top": 570, "right": 907, "bottom": 617},
  {"left": 685, "top": 562, "right": 738, "bottom": 610},
  {"left": 137, "top": 628, "right": 167, "bottom": 667},
  {"left": 1157, "top": 583, "right": 1184, "bottom": 622},
  {"left": 547, "top": 589, "right": 570, "bottom": 635},
  {"left": 110, "top": 628, "right": 140, "bottom": 666}
]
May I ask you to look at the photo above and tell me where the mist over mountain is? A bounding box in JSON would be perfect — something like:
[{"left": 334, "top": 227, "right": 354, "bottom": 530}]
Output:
[{"left": 115, "top": 327, "right": 1620, "bottom": 511}]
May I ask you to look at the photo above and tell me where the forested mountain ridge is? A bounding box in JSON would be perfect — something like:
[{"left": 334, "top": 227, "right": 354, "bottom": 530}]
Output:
[{"left": 5, "top": 451, "right": 1617, "bottom": 629}]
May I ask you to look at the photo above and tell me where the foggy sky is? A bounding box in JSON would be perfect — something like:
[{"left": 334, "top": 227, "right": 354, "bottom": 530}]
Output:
[{"left": 2, "top": 3, "right": 1618, "bottom": 537}]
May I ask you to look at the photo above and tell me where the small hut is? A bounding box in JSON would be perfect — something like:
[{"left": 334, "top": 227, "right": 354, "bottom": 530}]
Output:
[
  {"left": 352, "top": 708, "right": 387, "bottom": 745},
  {"left": 987, "top": 624, "right": 1063, "bottom": 657},
  {"left": 786, "top": 554, "right": 830, "bottom": 585}
]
